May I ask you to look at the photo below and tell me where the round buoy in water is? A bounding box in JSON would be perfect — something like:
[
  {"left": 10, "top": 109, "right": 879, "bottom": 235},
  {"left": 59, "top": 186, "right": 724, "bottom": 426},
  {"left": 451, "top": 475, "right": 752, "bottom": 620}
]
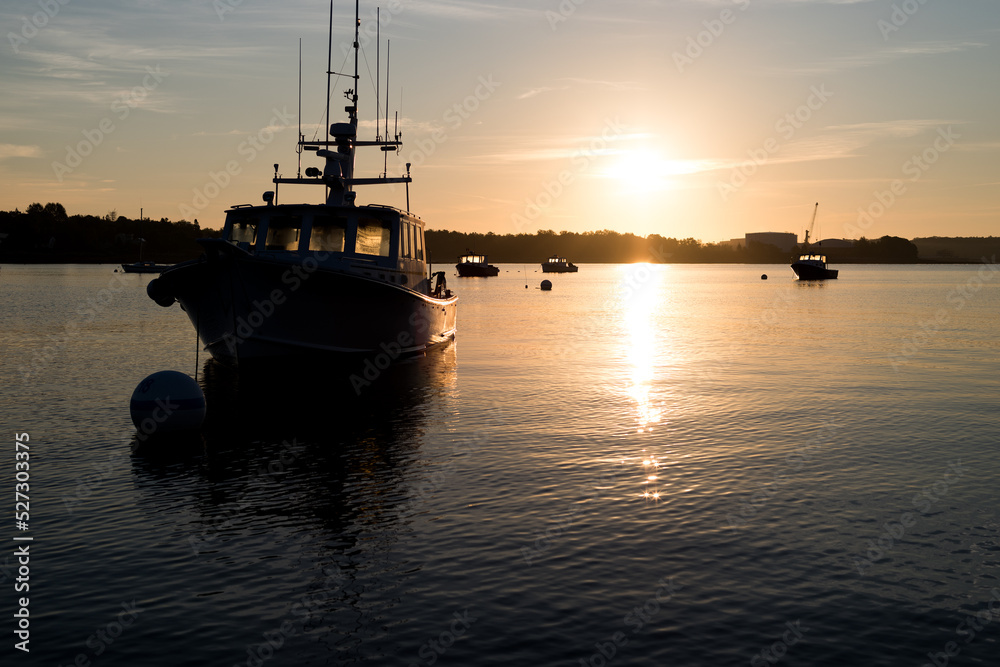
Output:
[
  {"left": 761, "top": 274, "right": 768, "bottom": 280},
  {"left": 130, "top": 370, "right": 206, "bottom": 434},
  {"left": 540, "top": 280, "right": 552, "bottom": 291}
]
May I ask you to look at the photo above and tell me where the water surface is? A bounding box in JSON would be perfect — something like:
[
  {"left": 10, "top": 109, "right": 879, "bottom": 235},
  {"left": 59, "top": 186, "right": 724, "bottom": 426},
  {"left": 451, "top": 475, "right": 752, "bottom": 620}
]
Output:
[{"left": 1, "top": 263, "right": 998, "bottom": 666}]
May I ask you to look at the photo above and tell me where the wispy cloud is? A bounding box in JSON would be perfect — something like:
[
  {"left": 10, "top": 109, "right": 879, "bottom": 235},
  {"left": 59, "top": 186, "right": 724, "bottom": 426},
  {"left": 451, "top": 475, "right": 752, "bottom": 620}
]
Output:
[
  {"left": 517, "top": 86, "right": 569, "bottom": 100},
  {"left": 768, "top": 40, "right": 985, "bottom": 76},
  {"left": 463, "top": 132, "right": 652, "bottom": 166},
  {"left": 402, "top": 0, "right": 539, "bottom": 22},
  {"left": 708, "top": 119, "right": 964, "bottom": 174},
  {"left": 517, "top": 78, "right": 645, "bottom": 100},
  {"left": 0, "top": 144, "right": 43, "bottom": 160}
]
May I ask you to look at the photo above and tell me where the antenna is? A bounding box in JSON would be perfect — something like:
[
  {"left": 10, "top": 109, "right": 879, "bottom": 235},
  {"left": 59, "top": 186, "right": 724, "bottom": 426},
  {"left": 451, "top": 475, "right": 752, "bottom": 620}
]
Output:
[
  {"left": 385, "top": 39, "right": 390, "bottom": 144},
  {"left": 138, "top": 207, "right": 143, "bottom": 262},
  {"left": 325, "top": 0, "right": 333, "bottom": 148},
  {"left": 297, "top": 37, "right": 303, "bottom": 178},
  {"left": 376, "top": 7, "right": 380, "bottom": 143},
  {"left": 383, "top": 39, "right": 391, "bottom": 176},
  {"left": 353, "top": 0, "right": 359, "bottom": 114}
]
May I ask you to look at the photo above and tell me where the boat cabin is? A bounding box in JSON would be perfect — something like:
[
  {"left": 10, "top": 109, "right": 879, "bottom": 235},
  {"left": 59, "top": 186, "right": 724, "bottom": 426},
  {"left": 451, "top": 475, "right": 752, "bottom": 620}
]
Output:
[
  {"left": 458, "top": 253, "right": 488, "bottom": 265},
  {"left": 796, "top": 253, "right": 828, "bottom": 264},
  {"left": 222, "top": 203, "right": 430, "bottom": 293}
]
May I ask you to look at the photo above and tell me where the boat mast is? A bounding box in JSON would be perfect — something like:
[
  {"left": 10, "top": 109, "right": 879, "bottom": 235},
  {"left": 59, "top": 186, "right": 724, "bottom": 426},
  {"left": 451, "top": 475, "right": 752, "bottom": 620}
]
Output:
[
  {"left": 352, "top": 0, "right": 359, "bottom": 118},
  {"left": 273, "top": 0, "right": 410, "bottom": 205},
  {"left": 297, "top": 37, "right": 303, "bottom": 179},
  {"left": 324, "top": 0, "right": 334, "bottom": 202},
  {"left": 325, "top": 0, "right": 333, "bottom": 147},
  {"left": 383, "top": 39, "right": 390, "bottom": 177}
]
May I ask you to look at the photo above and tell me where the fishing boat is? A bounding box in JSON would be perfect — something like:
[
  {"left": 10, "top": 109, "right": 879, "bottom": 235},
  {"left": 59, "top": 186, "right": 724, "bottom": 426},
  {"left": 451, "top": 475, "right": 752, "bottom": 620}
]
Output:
[
  {"left": 791, "top": 203, "right": 838, "bottom": 280},
  {"left": 146, "top": 1, "right": 457, "bottom": 365},
  {"left": 541, "top": 255, "right": 578, "bottom": 273},
  {"left": 791, "top": 253, "right": 838, "bottom": 280},
  {"left": 456, "top": 251, "right": 499, "bottom": 277}
]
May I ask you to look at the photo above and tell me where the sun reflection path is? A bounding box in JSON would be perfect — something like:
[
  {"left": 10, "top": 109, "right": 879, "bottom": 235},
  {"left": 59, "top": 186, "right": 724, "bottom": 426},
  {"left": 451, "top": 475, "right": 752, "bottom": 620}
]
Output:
[
  {"left": 614, "top": 266, "right": 672, "bottom": 503},
  {"left": 612, "top": 448, "right": 669, "bottom": 504},
  {"left": 640, "top": 451, "right": 664, "bottom": 503},
  {"left": 622, "top": 265, "right": 665, "bottom": 434}
]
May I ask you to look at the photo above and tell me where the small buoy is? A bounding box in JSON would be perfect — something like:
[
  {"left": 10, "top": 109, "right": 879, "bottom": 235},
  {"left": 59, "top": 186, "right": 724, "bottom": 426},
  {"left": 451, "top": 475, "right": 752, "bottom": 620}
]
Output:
[
  {"left": 130, "top": 370, "right": 206, "bottom": 434},
  {"left": 761, "top": 274, "right": 768, "bottom": 280},
  {"left": 540, "top": 280, "right": 552, "bottom": 291}
]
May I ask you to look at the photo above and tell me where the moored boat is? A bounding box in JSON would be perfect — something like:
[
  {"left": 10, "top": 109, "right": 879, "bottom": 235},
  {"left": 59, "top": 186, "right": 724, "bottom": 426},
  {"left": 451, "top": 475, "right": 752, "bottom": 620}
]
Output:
[
  {"left": 121, "top": 261, "right": 172, "bottom": 274},
  {"left": 541, "top": 255, "right": 578, "bottom": 273},
  {"left": 121, "top": 210, "right": 171, "bottom": 273},
  {"left": 456, "top": 251, "right": 499, "bottom": 277},
  {"left": 791, "top": 202, "right": 838, "bottom": 280},
  {"left": 791, "top": 254, "right": 838, "bottom": 280},
  {"left": 146, "top": 1, "right": 456, "bottom": 365}
]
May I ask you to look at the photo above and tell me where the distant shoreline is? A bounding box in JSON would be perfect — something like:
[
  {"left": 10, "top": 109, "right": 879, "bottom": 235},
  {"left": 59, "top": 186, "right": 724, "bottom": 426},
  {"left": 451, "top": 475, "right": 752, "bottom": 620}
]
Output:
[
  {"left": 1, "top": 258, "right": 991, "bottom": 266},
  {"left": 2, "top": 204, "right": 997, "bottom": 265}
]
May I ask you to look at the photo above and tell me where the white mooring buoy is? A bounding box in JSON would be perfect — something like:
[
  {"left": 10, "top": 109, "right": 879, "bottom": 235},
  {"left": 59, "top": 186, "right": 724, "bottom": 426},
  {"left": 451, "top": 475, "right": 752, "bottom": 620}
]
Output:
[
  {"left": 130, "top": 370, "right": 206, "bottom": 434},
  {"left": 540, "top": 280, "right": 552, "bottom": 291}
]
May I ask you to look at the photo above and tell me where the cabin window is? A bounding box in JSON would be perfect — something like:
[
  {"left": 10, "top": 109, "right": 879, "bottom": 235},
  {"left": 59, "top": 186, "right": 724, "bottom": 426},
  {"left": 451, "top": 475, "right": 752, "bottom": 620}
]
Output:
[
  {"left": 265, "top": 214, "right": 302, "bottom": 251},
  {"left": 400, "top": 222, "right": 411, "bottom": 258},
  {"left": 356, "top": 217, "right": 391, "bottom": 257},
  {"left": 414, "top": 227, "right": 424, "bottom": 260},
  {"left": 229, "top": 220, "right": 257, "bottom": 245},
  {"left": 309, "top": 215, "right": 346, "bottom": 252}
]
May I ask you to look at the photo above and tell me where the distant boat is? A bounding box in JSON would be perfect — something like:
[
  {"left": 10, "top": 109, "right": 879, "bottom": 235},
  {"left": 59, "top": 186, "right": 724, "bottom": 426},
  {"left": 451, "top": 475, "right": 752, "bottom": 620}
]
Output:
[
  {"left": 121, "top": 260, "right": 172, "bottom": 274},
  {"left": 541, "top": 255, "right": 578, "bottom": 273},
  {"left": 456, "top": 250, "right": 499, "bottom": 277},
  {"left": 791, "top": 203, "right": 838, "bottom": 280},
  {"left": 791, "top": 253, "right": 838, "bottom": 280},
  {"left": 121, "top": 208, "right": 170, "bottom": 273}
]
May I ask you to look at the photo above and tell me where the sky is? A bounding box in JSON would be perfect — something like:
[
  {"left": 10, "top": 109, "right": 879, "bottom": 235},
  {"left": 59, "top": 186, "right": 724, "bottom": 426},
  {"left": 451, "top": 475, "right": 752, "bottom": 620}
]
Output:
[{"left": 1, "top": 0, "right": 998, "bottom": 242}]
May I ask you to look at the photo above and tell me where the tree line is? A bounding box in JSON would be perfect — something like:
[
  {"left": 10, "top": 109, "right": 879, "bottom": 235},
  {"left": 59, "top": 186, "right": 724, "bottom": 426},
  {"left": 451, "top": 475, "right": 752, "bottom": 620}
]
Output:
[
  {"left": 425, "top": 229, "right": 923, "bottom": 264},
  {"left": 0, "top": 203, "right": 928, "bottom": 264},
  {"left": 0, "top": 203, "right": 218, "bottom": 263}
]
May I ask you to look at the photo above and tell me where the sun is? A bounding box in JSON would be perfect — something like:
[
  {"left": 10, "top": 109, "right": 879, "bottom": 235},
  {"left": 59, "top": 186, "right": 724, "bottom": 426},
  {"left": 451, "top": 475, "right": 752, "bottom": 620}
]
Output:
[{"left": 602, "top": 149, "right": 678, "bottom": 193}]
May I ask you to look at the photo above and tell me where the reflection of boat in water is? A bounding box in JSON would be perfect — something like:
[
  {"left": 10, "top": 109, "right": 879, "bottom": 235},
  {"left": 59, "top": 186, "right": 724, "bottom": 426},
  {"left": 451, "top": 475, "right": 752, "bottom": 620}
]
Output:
[
  {"left": 541, "top": 255, "right": 578, "bottom": 273},
  {"left": 121, "top": 260, "right": 172, "bottom": 274},
  {"left": 146, "top": 3, "right": 456, "bottom": 365},
  {"left": 791, "top": 203, "right": 838, "bottom": 280},
  {"left": 455, "top": 250, "right": 499, "bottom": 277},
  {"left": 129, "top": 342, "right": 460, "bottom": 665}
]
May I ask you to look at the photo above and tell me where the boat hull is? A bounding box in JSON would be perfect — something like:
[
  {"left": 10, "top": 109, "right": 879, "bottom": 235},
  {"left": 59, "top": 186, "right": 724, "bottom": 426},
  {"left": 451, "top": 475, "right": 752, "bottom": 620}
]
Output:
[
  {"left": 150, "top": 252, "right": 457, "bottom": 365},
  {"left": 791, "top": 263, "right": 838, "bottom": 280},
  {"left": 122, "top": 262, "right": 172, "bottom": 274},
  {"left": 456, "top": 263, "right": 499, "bottom": 277},
  {"left": 541, "top": 264, "right": 578, "bottom": 273}
]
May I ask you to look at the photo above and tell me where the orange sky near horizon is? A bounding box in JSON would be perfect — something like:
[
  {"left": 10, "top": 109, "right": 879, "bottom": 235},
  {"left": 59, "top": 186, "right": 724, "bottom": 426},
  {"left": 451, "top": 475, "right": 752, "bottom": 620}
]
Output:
[{"left": 1, "top": 0, "right": 998, "bottom": 243}]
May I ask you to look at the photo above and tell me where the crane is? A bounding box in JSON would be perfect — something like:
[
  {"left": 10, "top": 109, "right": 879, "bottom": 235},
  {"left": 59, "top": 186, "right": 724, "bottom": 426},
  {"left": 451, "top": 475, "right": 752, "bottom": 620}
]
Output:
[{"left": 803, "top": 202, "right": 819, "bottom": 247}]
